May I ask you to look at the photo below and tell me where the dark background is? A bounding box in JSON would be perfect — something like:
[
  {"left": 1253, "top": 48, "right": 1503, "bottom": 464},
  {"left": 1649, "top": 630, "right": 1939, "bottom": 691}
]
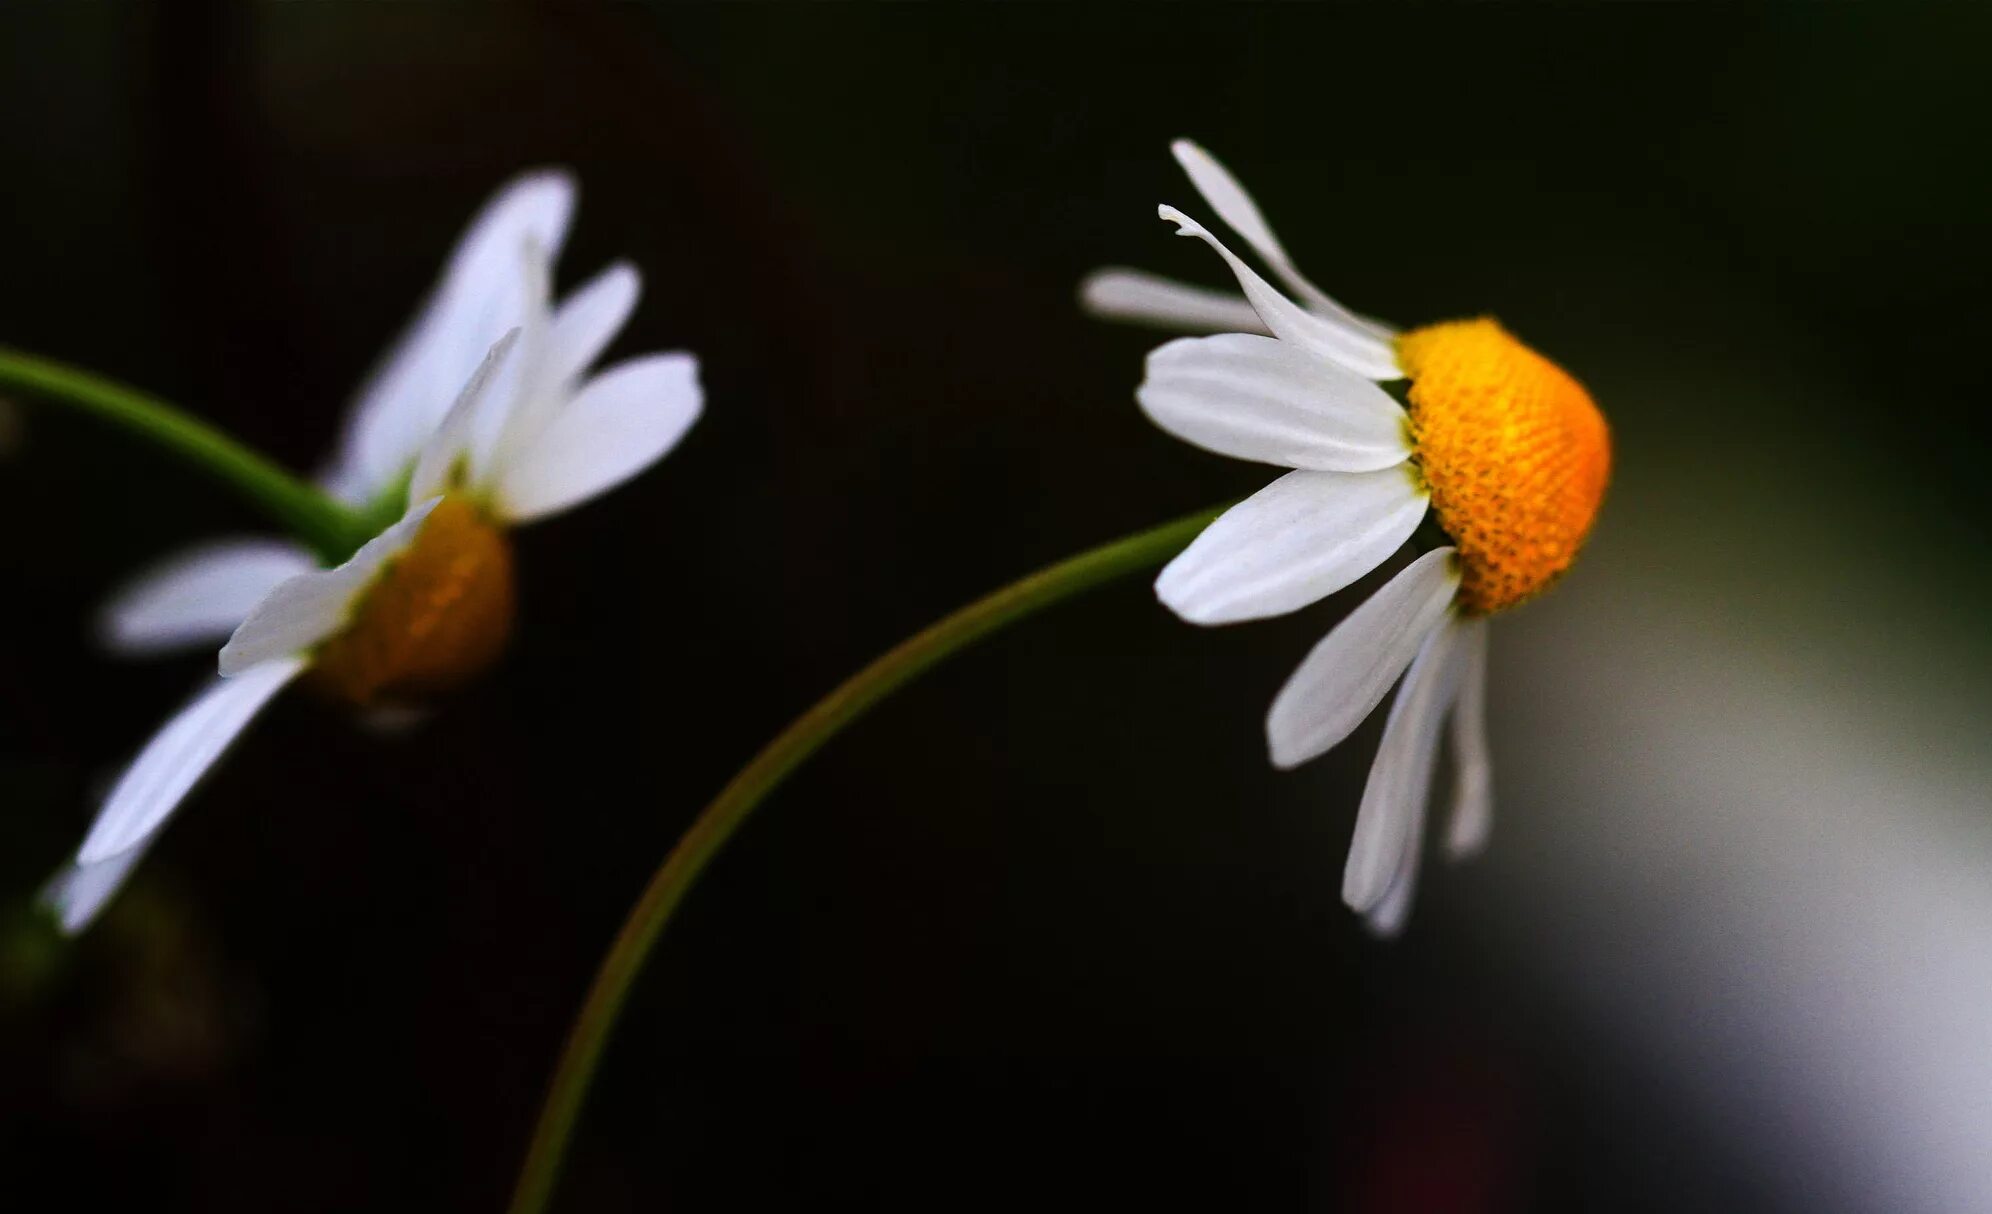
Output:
[{"left": 3, "top": 5, "right": 1989, "bottom": 1212}]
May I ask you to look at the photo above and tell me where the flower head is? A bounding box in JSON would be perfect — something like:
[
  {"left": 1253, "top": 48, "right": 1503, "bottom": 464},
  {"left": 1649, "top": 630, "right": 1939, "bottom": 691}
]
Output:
[
  {"left": 1086, "top": 141, "right": 1609, "bottom": 934},
  {"left": 1396, "top": 319, "right": 1610, "bottom": 615},
  {"left": 47, "top": 171, "right": 703, "bottom": 932}
]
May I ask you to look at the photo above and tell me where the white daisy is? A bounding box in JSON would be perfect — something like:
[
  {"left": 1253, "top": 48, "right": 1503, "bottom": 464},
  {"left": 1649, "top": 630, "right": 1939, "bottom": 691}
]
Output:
[
  {"left": 1086, "top": 141, "right": 1610, "bottom": 935},
  {"left": 45, "top": 171, "right": 703, "bottom": 933}
]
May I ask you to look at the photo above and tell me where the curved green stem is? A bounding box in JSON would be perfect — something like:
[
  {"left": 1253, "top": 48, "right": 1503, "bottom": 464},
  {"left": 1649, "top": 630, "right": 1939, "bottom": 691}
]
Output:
[
  {"left": 507, "top": 502, "right": 1226, "bottom": 1214},
  {"left": 0, "top": 345, "right": 369, "bottom": 559}
]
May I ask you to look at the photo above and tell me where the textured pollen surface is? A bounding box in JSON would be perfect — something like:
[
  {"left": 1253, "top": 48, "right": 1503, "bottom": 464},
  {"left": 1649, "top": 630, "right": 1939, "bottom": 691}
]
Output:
[
  {"left": 309, "top": 497, "right": 515, "bottom": 707},
  {"left": 1396, "top": 319, "right": 1610, "bottom": 615}
]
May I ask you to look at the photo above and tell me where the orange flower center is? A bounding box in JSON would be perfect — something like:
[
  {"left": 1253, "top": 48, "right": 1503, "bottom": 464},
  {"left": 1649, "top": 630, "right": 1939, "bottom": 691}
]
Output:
[
  {"left": 1395, "top": 318, "right": 1610, "bottom": 615},
  {"left": 308, "top": 497, "right": 516, "bottom": 707}
]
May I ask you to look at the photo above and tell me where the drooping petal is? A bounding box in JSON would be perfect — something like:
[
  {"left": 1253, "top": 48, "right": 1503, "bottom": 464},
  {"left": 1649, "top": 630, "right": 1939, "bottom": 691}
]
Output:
[
  {"left": 42, "top": 846, "right": 149, "bottom": 934},
  {"left": 547, "top": 261, "right": 641, "bottom": 387},
  {"left": 1443, "top": 617, "right": 1494, "bottom": 860},
  {"left": 407, "top": 330, "right": 521, "bottom": 505},
  {"left": 1168, "top": 140, "right": 1397, "bottom": 343},
  {"left": 326, "top": 171, "right": 576, "bottom": 503},
  {"left": 1265, "top": 546, "right": 1460, "bottom": 769},
  {"left": 217, "top": 499, "right": 441, "bottom": 676},
  {"left": 73, "top": 658, "right": 306, "bottom": 866},
  {"left": 1078, "top": 268, "right": 1270, "bottom": 336},
  {"left": 1139, "top": 333, "right": 1410, "bottom": 472},
  {"left": 1157, "top": 206, "right": 1401, "bottom": 381},
  {"left": 99, "top": 540, "right": 316, "bottom": 656},
  {"left": 1362, "top": 787, "right": 1427, "bottom": 939},
  {"left": 1156, "top": 468, "right": 1426, "bottom": 625},
  {"left": 493, "top": 353, "right": 702, "bottom": 524},
  {"left": 1344, "top": 616, "right": 1471, "bottom": 923}
]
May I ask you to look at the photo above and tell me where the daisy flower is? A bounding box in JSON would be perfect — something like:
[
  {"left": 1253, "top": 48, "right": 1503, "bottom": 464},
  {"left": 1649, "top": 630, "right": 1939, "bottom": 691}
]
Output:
[
  {"left": 45, "top": 171, "right": 703, "bottom": 933},
  {"left": 1084, "top": 142, "right": 1609, "bottom": 935}
]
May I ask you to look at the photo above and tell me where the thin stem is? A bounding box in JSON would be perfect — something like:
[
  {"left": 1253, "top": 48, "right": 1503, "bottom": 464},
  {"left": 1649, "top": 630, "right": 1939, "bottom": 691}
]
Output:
[
  {"left": 0, "top": 345, "right": 368, "bottom": 559},
  {"left": 508, "top": 502, "right": 1226, "bottom": 1214}
]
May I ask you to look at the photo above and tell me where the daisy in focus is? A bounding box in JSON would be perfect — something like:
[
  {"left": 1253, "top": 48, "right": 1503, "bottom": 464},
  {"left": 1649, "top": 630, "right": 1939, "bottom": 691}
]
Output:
[
  {"left": 1083, "top": 142, "right": 1609, "bottom": 935},
  {"left": 45, "top": 171, "right": 702, "bottom": 933}
]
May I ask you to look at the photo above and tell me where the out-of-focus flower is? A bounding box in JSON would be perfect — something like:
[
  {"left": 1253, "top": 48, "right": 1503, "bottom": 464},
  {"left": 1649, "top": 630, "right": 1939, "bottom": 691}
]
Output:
[
  {"left": 1085, "top": 142, "right": 1609, "bottom": 934},
  {"left": 45, "top": 172, "right": 703, "bottom": 933}
]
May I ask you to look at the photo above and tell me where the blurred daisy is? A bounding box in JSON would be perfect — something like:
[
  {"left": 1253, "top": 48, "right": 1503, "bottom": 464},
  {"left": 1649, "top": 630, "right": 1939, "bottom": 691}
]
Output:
[
  {"left": 1085, "top": 141, "right": 1609, "bottom": 935},
  {"left": 45, "top": 172, "right": 703, "bottom": 932}
]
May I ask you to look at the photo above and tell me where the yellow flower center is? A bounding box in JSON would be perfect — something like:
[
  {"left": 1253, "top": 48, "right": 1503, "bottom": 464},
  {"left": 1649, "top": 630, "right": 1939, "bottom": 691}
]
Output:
[
  {"left": 1395, "top": 318, "right": 1611, "bottom": 616},
  {"left": 308, "top": 496, "right": 516, "bottom": 707}
]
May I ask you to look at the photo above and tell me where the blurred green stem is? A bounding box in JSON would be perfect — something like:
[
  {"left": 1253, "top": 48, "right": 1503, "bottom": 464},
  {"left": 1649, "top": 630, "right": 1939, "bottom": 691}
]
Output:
[
  {"left": 507, "top": 502, "right": 1226, "bottom": 1214},
  {"left": 0, "top": 345, "right": 369, "bottom": 559}
]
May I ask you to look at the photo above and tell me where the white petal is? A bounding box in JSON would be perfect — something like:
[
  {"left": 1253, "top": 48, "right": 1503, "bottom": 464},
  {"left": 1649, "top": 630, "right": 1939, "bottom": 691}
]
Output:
[
  {"left": 1344, "top": 615, "right": 1470, "bottom": 920},
  {"left": 327, "top": 170, "right": 576, "bottom": 502},
  {"left": 1168, "top": 140, "right": 1397, "bottom": 343},
  {"left": 493, "top": 353, "right": 702, "bottom": 523},
  {"left": 1265, "top": 546, "right": 1461, "bottom": 769},
  {"left": 99, "top": 539, "right": 315, "bottom": 655},
  {"left": 218, "top": 499, "right": 441, "bottom": 676},
  {"left": 1139, "top": 333, "right": 1410, "bottom": 472},
  {"left": 438, "top": 171, "right": 575, "bottom": 318},
  {"left": 407, "top": 330, "right": 521, "bottom": 504},
  {"left": 1444, "top": 617, "right": 1494, "bottom": 860},
  {"left": 42, "top": 847, "right": 149, "bottom": 934},
  {"left": 74, "top": 659, "right": 306, "bottom": 865},
  {"left": 1158, "top": 206, "right": 1402, "bottom": 381},
  {"left": 471, "top": 242, "right": 558, "bottom": 486},
  {"left": 1078, "top": 268, "right": 1269, "bottom": 335},
  {"left": 1156, "top": 468, "right": 1426, "bottom": 625},
  {"left": 548, "top": 262, "right": 641, "bottom": 386},
  {"left": 1362, "top": 792, "right": 1427, "bottom": 939}
]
